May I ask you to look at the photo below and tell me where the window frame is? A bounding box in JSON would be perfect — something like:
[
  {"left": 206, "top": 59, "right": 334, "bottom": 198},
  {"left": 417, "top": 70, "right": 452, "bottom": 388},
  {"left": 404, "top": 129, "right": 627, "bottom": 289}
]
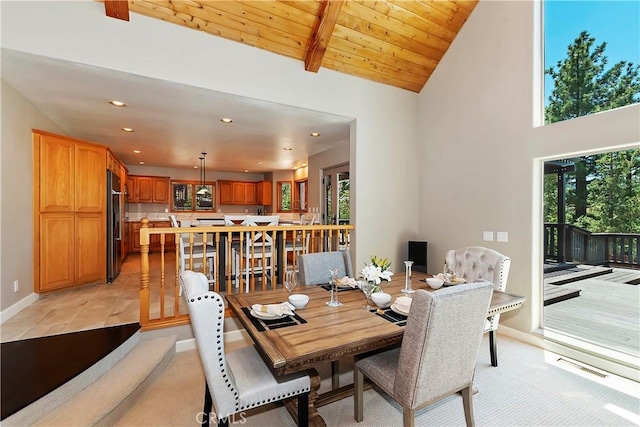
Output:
[
  {"left": 277, "top": 181, "right": 292, "bottom": 213},
  {"left": 170, "top": 180, "right": 216, "bottom": 212}
]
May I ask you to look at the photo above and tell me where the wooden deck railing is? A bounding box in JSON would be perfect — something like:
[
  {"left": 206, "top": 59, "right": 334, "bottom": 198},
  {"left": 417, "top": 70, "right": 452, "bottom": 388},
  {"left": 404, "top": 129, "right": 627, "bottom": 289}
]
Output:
[
  {"left": 138, "top": 218, "right": 355, "bottom": 330},
  {"left": 544, "top": 223, "right": 639, "bottom": 268}
]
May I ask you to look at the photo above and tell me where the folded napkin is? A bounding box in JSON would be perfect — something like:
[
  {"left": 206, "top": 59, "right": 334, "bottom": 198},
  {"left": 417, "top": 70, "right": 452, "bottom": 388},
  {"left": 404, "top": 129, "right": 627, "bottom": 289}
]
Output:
[
  {"left": 251, "top": 302, "right": 295, "bottom": 317},
  {"left": 435, "top": 273, "right": 466, "bottom": 284},
  {"left": 336, "top": 276, "right": 357, "bottom": 288}
]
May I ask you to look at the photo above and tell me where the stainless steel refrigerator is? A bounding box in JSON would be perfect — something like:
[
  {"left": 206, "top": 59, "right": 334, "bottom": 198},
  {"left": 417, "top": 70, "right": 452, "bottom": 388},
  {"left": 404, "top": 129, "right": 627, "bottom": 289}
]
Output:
[{"left": 107, "top": 171, "right": 123, "bottom": 283}]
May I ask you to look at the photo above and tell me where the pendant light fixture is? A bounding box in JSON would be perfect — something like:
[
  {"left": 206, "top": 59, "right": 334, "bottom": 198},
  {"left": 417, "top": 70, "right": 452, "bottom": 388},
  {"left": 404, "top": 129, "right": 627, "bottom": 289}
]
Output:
[{"left": 197, "top": 152, "right": 209, "bottom": 195}]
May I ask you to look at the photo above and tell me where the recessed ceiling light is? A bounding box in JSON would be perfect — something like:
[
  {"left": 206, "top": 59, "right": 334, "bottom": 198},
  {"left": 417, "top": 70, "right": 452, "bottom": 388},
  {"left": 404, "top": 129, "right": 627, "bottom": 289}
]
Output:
[
  {"left": 121, "top": 127, "right": 134, "bottom": 132},
  {"left": 258, "top": 161, "right": 263, "bottom": 165},
  {"left": 244, "top": 169, "right": 249, "bottom": 173},
  {"left": 310, "top": 132, "right": 320, "bottom": 137},
  {"left": 220, "top": 118, "right": 233, "bottom": 123},
  {"left": 193, "top": 166, "right": 199, "bottom": 169},
  {"left": 301, "top": 163, "right": 307, "bottom": 167},
  {"left": 283, "top": 147, "right": 293, "bottom": 151},
  {"left": 109, "top": 100, "right": 127, "bottom": 107},
  {"left": 139, "top": 161, "right": 145, "bottom": 165},
  {"left": 133, "top": 150, "right": 141, "bottom": 154}
]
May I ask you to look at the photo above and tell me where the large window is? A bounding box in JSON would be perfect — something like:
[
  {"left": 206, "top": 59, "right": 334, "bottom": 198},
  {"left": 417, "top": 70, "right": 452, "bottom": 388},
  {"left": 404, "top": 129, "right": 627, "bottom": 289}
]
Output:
[
  {"left": 277, "top": 181, "right": 292, "bottom": 212},
  {"left": 171, "top": 181, "right": 215, "bottom": 212},
  {"left": 544, "top": 1, "right": 640, "bottom": 125}
]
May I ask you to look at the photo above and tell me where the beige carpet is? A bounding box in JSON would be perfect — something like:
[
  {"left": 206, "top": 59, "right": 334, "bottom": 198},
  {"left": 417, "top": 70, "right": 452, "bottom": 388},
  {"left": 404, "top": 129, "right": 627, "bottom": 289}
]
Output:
[{"left": 116, "top": 336, "right": 639, "bottom": 426}]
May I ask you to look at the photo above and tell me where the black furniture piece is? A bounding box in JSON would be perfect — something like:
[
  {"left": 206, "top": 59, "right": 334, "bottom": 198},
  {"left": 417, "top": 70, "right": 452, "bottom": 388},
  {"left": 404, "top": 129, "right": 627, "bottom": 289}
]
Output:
[{"left": 408, "top": 241, "right": 428, "bottom": 273}]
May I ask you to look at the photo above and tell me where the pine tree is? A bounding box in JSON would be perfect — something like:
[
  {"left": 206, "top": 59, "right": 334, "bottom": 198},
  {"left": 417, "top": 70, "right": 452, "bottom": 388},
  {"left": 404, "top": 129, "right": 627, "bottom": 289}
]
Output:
[{"left": 545, "top": 31, "right": 640, "bottom": 124}]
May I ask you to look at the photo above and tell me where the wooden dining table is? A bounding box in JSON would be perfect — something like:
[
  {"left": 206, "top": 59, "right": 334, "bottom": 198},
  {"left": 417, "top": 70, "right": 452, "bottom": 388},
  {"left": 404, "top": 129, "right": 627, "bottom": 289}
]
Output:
[{"left": 225, "top": 271, "right": 525, "bottom": 426}]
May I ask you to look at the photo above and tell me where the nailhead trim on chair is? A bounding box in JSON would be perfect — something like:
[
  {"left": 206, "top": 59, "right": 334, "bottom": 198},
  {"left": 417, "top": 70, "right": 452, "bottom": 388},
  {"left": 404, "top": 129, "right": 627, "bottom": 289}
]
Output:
[{"left": 186, "top": 278, "right": 310, "bottom": 420}]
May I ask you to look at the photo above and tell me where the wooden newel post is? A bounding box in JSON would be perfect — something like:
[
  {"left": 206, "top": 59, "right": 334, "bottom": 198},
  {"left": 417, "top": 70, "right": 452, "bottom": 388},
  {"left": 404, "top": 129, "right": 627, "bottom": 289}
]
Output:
[{"left": 140, "top": 218, "right": 150, "bottom": 326}]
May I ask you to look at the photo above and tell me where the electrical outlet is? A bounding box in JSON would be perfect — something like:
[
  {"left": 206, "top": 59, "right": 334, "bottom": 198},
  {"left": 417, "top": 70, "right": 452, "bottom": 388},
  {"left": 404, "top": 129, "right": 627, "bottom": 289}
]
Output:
[
  {"left": 13, "top": 280, "right": 19, "bottom": 292},
  {"left": 497, "top": 232, "right": 509, "bottom": 242},
  {"left": 483, "top": 231, "right": 494, "bottom": 241}
]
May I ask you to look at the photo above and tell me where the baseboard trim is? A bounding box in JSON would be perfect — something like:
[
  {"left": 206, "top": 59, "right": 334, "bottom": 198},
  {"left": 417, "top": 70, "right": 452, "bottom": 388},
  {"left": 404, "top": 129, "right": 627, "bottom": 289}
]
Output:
[
  {"left": 498, "top": 325, "right": 640, "bottom": 382},
  {"left": 1, "top": 293, "right": 39, "bottom": 324}
]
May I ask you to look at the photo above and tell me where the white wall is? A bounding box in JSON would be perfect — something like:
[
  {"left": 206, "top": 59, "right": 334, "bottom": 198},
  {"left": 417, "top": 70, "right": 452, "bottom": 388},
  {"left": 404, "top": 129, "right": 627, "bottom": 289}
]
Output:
[
  {"left": 1, "top": 1, "right": 419, "bottom": 306},
  {"left": 417, "top": 1, "right": 640, "bottom": 332},
  {"left": 0, "top": 79, "right": 65, "bottom": 311}
]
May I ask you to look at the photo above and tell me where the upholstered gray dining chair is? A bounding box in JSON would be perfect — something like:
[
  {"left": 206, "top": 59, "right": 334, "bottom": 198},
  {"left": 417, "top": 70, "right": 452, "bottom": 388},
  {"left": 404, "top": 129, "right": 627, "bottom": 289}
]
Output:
[
  {"left": 354, "top": 282, "right": 494, "bottom": 427},
  {"left": 182, "top": 270, "right": 310, "bottom": 427},
  {"left": 297, "top": 250, "right": 354, "bottom": 285},
  {"left": 296, "top": 250, "right": 354, "bottom": 388},
  {"left": 445, "top": 246, "right": 511, "bottom": 367}
]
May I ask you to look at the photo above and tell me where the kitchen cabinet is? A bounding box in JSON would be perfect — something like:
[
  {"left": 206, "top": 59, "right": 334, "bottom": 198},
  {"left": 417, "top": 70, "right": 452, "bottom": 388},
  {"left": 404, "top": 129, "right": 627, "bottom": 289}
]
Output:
[
  {"left": 34, "top": 130, "right": 107, "bottom": 292},
  {"left": 219, "top": 181, "right": 233, "bottom": 204},
  {"left": 129, "top": 220, "right": 175, "bottom": 253},
  {"left": 256, "top": 181, "right": 272, "bottom": 205},
  {"left": 244, "top": 183, "right": 257, "bottom": 204},
  {"left": 128, "top": 175, "right": 170, "bottom": 203},
  {"left": 232, "top": 182, "right": 245, "bottom": 204},
  {"left": 218, "top": 180, "right": 268, "bottom": 205}
]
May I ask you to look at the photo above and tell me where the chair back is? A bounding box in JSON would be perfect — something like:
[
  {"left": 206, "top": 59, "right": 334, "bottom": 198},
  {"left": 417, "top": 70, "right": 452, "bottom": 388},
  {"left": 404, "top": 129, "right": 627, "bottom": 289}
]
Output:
[
  {"left": 300, "top": 213, "right": 316, "bottom": 225},
  {"left": 245, "top": 215, "right": 279, "bottom": 246},
  {"left": 445, "top": 246, "right": 510, "bottom": 292},
  {"left": 224, "top": 215, "right": 247, "bottom": 225},
  {"left": 169, "top": 214, "right": 179, "bottom": 228},
  {"left": 298, "top": 251, "right": 353, "bottom": 285},
  {"left": 393, "top": 282, "right": 493, "bottom": 409},
  {"left": 182, "top": 271, "right": 239, "bottom": 419}
]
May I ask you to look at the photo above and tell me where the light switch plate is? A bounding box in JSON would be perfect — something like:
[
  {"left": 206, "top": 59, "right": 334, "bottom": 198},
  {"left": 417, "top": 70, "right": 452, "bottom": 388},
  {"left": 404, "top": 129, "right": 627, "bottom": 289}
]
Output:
[
  {"left": 483, "top": 231, "right": 494, "bottom": 241},
  {"left": 497, "top": 232, "right": 508, "bottom": 242}
]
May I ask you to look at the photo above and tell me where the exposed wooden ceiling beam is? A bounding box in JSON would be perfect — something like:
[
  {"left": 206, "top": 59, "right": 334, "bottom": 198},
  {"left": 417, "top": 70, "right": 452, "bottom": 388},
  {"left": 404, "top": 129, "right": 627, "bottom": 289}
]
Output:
[
  {"left": 105, "top": 0, "right": 130, "bottom": 22},
  {"left": 305, "top": 0, "right": 343, "bottom": 73}
]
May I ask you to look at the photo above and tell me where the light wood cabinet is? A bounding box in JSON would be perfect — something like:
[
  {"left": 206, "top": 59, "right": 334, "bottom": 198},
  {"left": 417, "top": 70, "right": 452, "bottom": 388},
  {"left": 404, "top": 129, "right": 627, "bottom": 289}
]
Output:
[
  {"left": 75, "top": 213, "right": 105, "bottom": 284},
  {"left": 256, "top": 181, "right": 272, "bottom": 205},
  {"left": 219, "top": 181, "right": 233, "bottom": 204},
  {"left": 218, "top": 180, "right": 268, "bottom": 205},
  {"left": 128, "top": 175, "right": 170, "bottom": 203},
  {"left": 34, "top": 130, "right": 108, "bottom": 292},
  {"left": 39, "top": 134, "right": 74, "bottom": 212},
  {"left": 39, "top": 213, "right": 75, "bottom": 290},
  {"left": 128, "top": 220, "right": 175, "bottom": 253},
  {"left": 244, "top": 183, "right": 257, "bottom": 204},
  {"left": 75, "top": 143, "right": 106, "bottom": 212}
]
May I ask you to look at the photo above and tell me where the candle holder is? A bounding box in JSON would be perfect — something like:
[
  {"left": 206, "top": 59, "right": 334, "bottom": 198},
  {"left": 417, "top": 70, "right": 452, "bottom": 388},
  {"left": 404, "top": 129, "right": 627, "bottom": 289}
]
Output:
[
  {"left": 327, "top": 268, "right": 343, "bottom": 307},
  {"left": 402, "top": 260, "right": 415, "bottom": 294}
]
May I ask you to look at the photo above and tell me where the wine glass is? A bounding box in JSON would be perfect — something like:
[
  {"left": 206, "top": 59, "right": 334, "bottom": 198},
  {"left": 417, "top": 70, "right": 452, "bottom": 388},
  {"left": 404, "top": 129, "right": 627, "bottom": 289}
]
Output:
[
  {"left": 284, "top": 271, "right": 298, "bottom": 294},
  {"left": 327, "top": 268, "right": 343, "bottom": 307},
  {"left": 359, "top": 280, "right": 374, "bottom": 310}
]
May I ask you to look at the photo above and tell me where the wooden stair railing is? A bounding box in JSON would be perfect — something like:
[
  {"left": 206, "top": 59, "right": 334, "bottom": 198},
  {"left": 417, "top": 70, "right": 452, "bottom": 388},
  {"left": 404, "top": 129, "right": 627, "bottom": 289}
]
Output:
[{"left": 139, "top": 218, "right": 355, "bottom": 330}]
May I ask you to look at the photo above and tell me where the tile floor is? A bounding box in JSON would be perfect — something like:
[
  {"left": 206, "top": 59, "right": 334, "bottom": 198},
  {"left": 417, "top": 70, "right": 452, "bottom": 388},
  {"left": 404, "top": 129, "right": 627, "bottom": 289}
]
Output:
[{"left": 0, "top": 254, "right": 155, "bottom": 343}]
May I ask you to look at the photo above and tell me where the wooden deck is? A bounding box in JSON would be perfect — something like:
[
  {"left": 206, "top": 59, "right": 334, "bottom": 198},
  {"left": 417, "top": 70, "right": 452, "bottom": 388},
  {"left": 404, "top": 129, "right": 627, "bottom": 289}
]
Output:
[{"left": 543, "top": 267, "right": 640, "bottom": 357}]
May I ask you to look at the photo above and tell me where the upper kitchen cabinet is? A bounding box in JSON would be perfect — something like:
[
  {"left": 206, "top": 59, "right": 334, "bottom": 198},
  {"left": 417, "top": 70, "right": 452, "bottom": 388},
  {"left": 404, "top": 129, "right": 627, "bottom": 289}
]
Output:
[
  {"left": 36, "top": 132, "right": 105, "bottom": 213},
  {"left": 256, "top": 181, "right": 272, "bottom": 205},
  {"left": 127, "top": 175, "right": 170, "bottom": 203},
  {"left": 218, "top": 180, "right": 271, "bottom": 205},
  {"left": 75, "top": 143, "right": 106, "bottom": 212}
]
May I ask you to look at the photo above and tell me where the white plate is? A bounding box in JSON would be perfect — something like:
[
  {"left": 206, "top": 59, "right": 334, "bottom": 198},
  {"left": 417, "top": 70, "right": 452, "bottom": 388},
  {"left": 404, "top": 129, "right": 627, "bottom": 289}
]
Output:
[
  {"left": 250, "top": 309, "right": 286, "bottom": 320},
  {"left": 390, "top": 304, "right": 410, "bottom": 316}
]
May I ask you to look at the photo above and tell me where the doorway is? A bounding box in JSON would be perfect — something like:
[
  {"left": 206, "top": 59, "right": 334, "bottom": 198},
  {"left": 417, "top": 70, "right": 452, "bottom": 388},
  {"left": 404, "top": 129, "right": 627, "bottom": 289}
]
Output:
[
  {"left": 322, "top": 163, "right": 350, "bottom": 226},
  {"left": 542, "top": 148, "right": 640, "bottom": 373}
]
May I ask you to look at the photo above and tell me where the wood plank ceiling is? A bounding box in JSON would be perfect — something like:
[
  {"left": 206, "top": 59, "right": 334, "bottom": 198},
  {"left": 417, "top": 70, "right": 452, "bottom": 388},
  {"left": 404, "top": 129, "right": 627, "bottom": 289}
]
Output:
[{"left": 110, "top": 1, "right": 478, "bottom": 93}]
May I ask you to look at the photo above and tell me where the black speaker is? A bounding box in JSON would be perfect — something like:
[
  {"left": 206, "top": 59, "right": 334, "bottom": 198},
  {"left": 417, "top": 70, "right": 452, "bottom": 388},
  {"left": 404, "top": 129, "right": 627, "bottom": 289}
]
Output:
[{"left": 408, "top": 241, "right": 428, "bottom": 273}]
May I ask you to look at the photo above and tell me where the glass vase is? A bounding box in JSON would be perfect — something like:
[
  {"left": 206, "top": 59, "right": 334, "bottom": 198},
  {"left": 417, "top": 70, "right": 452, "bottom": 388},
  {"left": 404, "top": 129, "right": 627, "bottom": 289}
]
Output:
[{"left": 327, "top": 268, "right": 343, "bottom": 307}]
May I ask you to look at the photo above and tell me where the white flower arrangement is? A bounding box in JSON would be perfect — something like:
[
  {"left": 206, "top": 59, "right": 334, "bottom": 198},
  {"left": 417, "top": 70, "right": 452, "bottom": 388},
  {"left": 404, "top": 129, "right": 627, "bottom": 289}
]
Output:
[{"left": 360, "top": 256, "right": 393, "bottom": 292}]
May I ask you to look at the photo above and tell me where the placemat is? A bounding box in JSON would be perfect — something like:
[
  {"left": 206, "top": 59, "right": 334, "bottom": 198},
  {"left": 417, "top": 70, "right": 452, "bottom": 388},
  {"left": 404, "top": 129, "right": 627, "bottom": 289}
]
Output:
[
  {"left": 319, "top": 284, "right": 359, "bottom": 292},
  {"left": 371, "top": 307, "right": 407, "bottom": 327},
  {"left": 242, "top": 307, "right": 307, "bottom": 332}
]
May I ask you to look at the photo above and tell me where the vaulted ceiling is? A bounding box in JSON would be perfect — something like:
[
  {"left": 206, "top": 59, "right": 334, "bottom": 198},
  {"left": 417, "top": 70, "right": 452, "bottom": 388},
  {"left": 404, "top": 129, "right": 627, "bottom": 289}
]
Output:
[{"left": 107, "top": 0, "right": 478, "bottom": 93}]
